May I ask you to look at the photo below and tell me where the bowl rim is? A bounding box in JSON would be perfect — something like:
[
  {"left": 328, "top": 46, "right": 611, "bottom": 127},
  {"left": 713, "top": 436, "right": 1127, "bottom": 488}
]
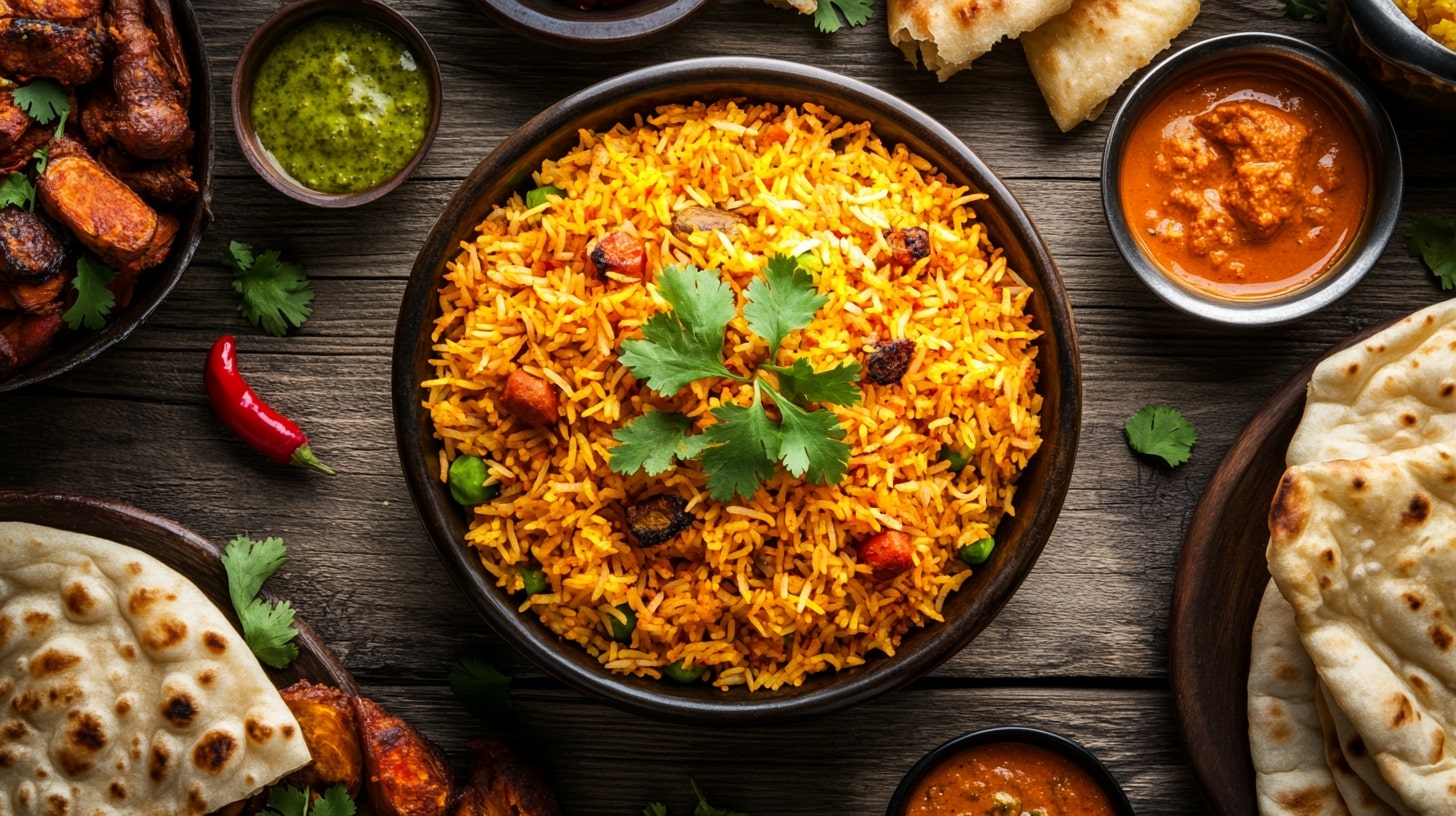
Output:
[
  {"left": 391, "top": 56, "right": 1081, "bottom": 725},
  {"left": 1100, "top": 31, "right": 1403, "bottom": 327},
  {"left": 0, "top": 0, "right": 214, "bottom": 393},
  {"left": 229, "top": 0, "right": 442, "bottom": 209},
  {"left": 1336, "top": 0, "right": 1456, "bottom": 78},
  {"left": 471, "top": 0, "right": 719, "bottom": 53},
  {"left": 882, "top": 726, "right": 1136, "bottom": 816}
]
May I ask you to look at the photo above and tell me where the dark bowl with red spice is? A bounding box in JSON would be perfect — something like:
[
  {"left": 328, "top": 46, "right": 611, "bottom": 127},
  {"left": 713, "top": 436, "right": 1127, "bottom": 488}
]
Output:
[{"left": 471, "top": 0, "right": 718, "bottom": 52}]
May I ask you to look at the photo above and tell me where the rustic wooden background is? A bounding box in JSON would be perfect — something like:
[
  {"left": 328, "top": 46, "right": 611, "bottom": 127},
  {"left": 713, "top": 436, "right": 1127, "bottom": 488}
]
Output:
[{"left": 3, "top": 0, "right": 1454, "bottom": 813}]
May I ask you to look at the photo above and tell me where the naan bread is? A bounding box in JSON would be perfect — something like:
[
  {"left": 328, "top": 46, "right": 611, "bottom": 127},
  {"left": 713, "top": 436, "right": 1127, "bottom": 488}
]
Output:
[
  {"left": 1267, "top": 445, "right": 1456, "bottom": 815},
  {"left": 0, "top": 522, "right": 311, "bottom": 815},
  {"left": 1315, "top": 683, "right": 1413, "bottom": 816},
  {"left": 1021, "top": 0, "right": 1201, "bottom": 131},
  {"left": 1248, "top": 580, "right": 1351, "bottom": 816},
  {"left": 1287, "top": 299, "right": 1456, "bottom": 468},
  {"left": 887, "top": 0, "right": 1072, "bottom": 81}
]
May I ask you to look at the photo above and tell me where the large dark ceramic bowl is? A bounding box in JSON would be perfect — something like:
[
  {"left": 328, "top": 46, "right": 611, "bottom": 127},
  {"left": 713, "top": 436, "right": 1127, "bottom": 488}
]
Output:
[
  {"left": 1329, "top": 0, "right": 1456, "bottom": 117},
  {"left": 392, "top": 57, "right": 1081, "bottom": 725},
  {"left": 0, "top": 0, "right": 213, "bottom": 393},
  {"left": 472, "top": 0, "right": 717, "bottom": 52}
]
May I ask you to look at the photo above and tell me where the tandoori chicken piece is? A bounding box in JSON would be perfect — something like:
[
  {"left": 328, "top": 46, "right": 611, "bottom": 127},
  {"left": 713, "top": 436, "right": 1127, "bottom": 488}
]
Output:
[
  {"left": 353, "top": 695, "right": 453, "bottom": 816},
  {"left": 98, "top": 145, "right": 199, "bottom": 206},
  {"left": 37, "top": 136, "right": 175, "bottom": 274},
  {"left": 0, "top": 125, "right": 49, "bottom": 174},
  {"left": 0, "top": 310, "right": 62, "bottom": 378},
  {"left": 278, "top": 681, "right": 365, "bottom": 798},
  {"left": 0, "top": 18, "right": 105, "bottom": 85},
  {"left": 0, "top": 89, "right": 30, "bottom": 155},
  {"left": 451, "top": 737, "right": 562, "bottom": 816},
  {"left": 0, "top": 0, "right": 102, "bottom": 22},
  {"left": 105, "top": 0, "right": 192, "bottom": 159},
  {"left": 0, "top": 207, "right": 66, "bottom": 283}
]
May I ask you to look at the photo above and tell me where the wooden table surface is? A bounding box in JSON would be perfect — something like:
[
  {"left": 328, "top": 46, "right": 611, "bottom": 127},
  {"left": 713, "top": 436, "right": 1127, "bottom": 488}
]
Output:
[{"left": 4, "top": 1, "right": 1454, "bottom": 813}]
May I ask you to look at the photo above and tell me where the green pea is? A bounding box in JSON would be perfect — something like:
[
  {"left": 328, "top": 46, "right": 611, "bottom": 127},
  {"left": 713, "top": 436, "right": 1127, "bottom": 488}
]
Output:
[
  {"left": 448, "top": 455, "right": 498, "bottom": 506},
  {"left": 520, "top": 566, "right": 549, "bottom": 596},
  {"left": 959, "top": 537, "right": 995, "bottom": 566},
  {"left": 939, "top": 447, "right": 971, "bottom": 472},
  {"left": 607, "top": 603, "right": 637, "bottom": 643},
  {"left": 662, "top": 659, "right": 708, "bottom": 684},
  {"left": 525, "top": 185, "right": 565, "bottom": 209}
]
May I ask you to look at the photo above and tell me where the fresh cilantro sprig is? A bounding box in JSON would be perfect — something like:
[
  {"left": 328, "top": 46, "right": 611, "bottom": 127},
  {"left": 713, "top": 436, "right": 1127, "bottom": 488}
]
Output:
[
  {"left": 225, "top": 241, "right": 315, "bottom": 336},
  {"left": 812, "top": 0, "right": 873, "bottom": 33},
  {"left": 609, "top": 257, "right": 861, "bottom": 502},
  {"left": 0, "top": 172, "right": 35, "bottom": 210},
  {"left": 265, "top": 784, "right": 356, "bottom": 816},
  {"left": 62, "top": 255, "right": 117, "bottom": 330},
  {"left": 448, "top": 656, "right": 513, "bottom": 721},
  {"left": 221, "top": 534, "right": 300, "bottom": 669},
  {"left": 1282, "top": 0, "right": 1327, "bottom": 22},
  {"left": 4, "top": 80, "right": 70, "bottom": 204},
  {"left": 1408, "top": 213, "right": 1456, "bottom": 289},
  {"left": 644, "top": 780, "right": 751, "bottom": 816},
  {"left": 1124, "top": 404, "right": 1198, "bottom": 468}
]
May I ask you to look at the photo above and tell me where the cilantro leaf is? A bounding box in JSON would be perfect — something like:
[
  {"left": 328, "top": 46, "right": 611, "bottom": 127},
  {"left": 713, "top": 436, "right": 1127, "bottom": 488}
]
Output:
[
  {"left": 0, "top": 172, "right": 35, "bottom": 210},
  {"left": 265, "top": 785, "right": 310, "bottom": 816},
  {"left": 12, "top": 80, "right": 69, "bottom": 126},
  {"left": 1124, "top": 404, "right": 1198, "bottom": 467},
  {"left": 1283, "top": 0, "right": 1327, "bottom": 21},
  {"left": 744, "top": 253, "right": 825, "bottom": 358},
  {"left": 313, "top": 785, "right": 357, "bottom": 816},
  {"left": 765, "top": 357, "right": 861, "bottom": 407},
  {"left": 62, "top": 255, "right": 117, "bottom": 330},
  {"left": 226, "top": 241, "right": 315, "bottom": 336},
  {"left": 692, "top": 780, "right": 751, "bottom": 816},
  {"left": 609, "top": 410, "right": 711, "bottom": 477},
  {"left": 1408, "top": 213, "right": 1456, "bottom": 289},
  {"left": 525, "top": 185, "right": 564, "bottom": 209},
  {"left": 449, "top": 656, "right": 512, "bottom": 720},
  {"left": 765, "top": 386, "right": 851, "bottom": 485},
  {"left": 812, "top": 0, "right": 873, "bottom": 32},
  {"left": 619, "top": 265, "right": 736, "bottom": 394},
  {"left": 221, "top": 535, "right": 300, "bottom": 669},
  {"left": 265, "top": 784, "right": 356, "bottom": 816},
  {"left": 701, "top": 394, "right": 779, "bottom": 502},
  {"left": 644, "top": 805, "right": 669, "bottom": 816}
]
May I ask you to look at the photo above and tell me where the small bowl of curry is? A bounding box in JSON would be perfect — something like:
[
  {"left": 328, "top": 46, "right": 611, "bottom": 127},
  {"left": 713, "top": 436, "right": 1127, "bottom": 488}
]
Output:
[
  {"left": 1102, "top": 32, "right": 1402, "bottom": 326},
  {"left": 231, "top": 0, "right": 442, "bottom": 208},
  {"left": 886, "top": 726, "right": 1135, "bottom": 816}
]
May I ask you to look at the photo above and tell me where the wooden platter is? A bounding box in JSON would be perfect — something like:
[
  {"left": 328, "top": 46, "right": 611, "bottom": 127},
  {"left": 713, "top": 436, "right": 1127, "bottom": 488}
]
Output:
[{"left": 0, "top": 490, "right": 355, "bottom": 694}]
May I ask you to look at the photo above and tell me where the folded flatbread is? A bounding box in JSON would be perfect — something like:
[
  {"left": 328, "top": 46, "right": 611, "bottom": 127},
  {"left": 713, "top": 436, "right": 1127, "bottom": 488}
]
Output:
[
  {"left": 1021, "top": 0, "right": 1201, "bottom": 131},
  {"left": 0, "top": 522, "right": 311, "bottom": 815},
  {"left": 1267, "top": 444, "right": 1456, "bottom": 815},
  {"left": 1315, "top": 683, "right": 1413, "bottom": 816},
  {"left": 887, "top": 0, "right": 1072, "bottom": 81}
]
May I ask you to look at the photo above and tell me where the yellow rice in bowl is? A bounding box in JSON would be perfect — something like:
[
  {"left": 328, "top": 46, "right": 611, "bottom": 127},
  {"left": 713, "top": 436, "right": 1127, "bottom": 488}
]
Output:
[
  {"left": 423, "top": 99, "right": 1043, "bottom": 692},
  {"left": 1394, "top": 0, "right": 1456, "bottom": 49}
]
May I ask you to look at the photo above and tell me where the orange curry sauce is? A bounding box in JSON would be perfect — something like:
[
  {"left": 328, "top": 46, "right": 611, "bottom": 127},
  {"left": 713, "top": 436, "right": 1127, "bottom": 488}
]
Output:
[
  {"left": 904, "top": 741, "right": 1116, "bottom": 816},
  {"left": 1118, "top": 68, "right": 1368, "bottom": 298}
]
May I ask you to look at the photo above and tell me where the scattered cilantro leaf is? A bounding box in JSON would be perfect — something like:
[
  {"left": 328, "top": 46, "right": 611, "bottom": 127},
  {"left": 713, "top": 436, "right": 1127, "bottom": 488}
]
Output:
[
  {"left": 610, "top": 411, "right": 711, "bottom": 477},
  {"left": 812, "top": 0, "right": 873, "bottom": 33},
  {"left": 62, "top": 255, "right": 117, "bottom": 330},
  {"left": 743, "top": 253, "right": 825, "bottom": 358},
  {"left": 448, "top": 656, "right": 512, "bottom": 720},
  {"left": 764, "top": 357, "right": 861, "bottom": 407},
  {"left": 226, "top": 241, "right": 315, "bottom": 336},
  {"left": 692, "top": 780, "right": 751, "bottom": 816},
  {"left": 525, "top": 184, "right": 564, "bottom": 209},
  {"left": 313, "top": 785, "right": 357, "bottom": 816},
  {"left": 1124, "top": 404, "right": 1198, "bottom": 468},
  {"left": 12, "top": 80, "right": 69, "bottom": 126},
  {"left": 1, "top": 171, "right": 36, "bottom": 211},
  {"left": 643, "top": 805, "right": 669, "bottom": 816},
  {"left": 1283, "top": 0, "right": 1327, "bottom": 21},
  {"left": 618, "top": 264, "right": 737, "bottom": 394},
  {"left": 764, "top": 384, "right": 851, "bottom": 485},
  {"left": 1408, "top": 213, "right": 1456, "bottom": 289},
  {"left": 221, "top": 535, "right": 300, "bottom": 669},
  {"left": 265, "top": 784, "right": 356, "bottom": 816},
  {"left": 700, "top": 393, "right": 780, "bottom": 502},
  {"left": 265, "top": 785, "right": 310, "bottom": 816}
]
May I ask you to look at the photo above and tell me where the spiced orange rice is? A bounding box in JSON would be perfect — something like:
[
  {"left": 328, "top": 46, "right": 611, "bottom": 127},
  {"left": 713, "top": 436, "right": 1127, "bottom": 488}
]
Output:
[{"left": 422, "top": 99, "right": 1043, "bottom": 691}]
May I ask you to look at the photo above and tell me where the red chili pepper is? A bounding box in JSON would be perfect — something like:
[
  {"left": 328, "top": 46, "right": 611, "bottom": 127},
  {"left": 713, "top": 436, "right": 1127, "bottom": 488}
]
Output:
[{"left": 204, "top": 335, "right": 334, "bottom": 474}]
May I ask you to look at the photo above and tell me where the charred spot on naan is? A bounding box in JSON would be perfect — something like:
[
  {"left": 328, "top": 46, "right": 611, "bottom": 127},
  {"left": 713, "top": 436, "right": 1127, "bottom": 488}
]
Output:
[
  {"left": 30, "top": 647, "right": 82, "bottom": 678},
  {"left": 1402, "top": 493, "right": 1432, "bottom": 526},
  {"left": 57, "top": 709, "right": 108, "bottom": 776},
  {"left": 1268, "top": 469, "right": 1311, "bottom": 544},
  {"left": 192, "top": 729, "right": 239, "bottom": 775}
]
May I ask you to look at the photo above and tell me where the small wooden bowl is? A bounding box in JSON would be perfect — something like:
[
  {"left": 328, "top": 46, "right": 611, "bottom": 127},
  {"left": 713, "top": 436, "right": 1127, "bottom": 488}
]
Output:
[
  {"left": 472, "top": 0, "right": 718, "bottom": 53},
  {"left": 230, "top": 0, "right": 442, "bottom": 208}
]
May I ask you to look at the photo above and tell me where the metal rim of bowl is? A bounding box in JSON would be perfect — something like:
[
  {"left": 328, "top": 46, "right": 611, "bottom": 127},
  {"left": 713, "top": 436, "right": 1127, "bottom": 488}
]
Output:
[
  {"left": 1100, "top": 31, "right": 1403, "bottom": 327},
  {"left": 230, "top": 0, "right": 442, "bottom": 208},
  {"left": 392, "top": 55, "right": 1081, "bottom": 725},
  {"left": 1337, "top": 0, "right": 1456, "bottom": 78},
  {"left": 472, "top": 0, "right": 718, "bottom": 52},
  {"left": 883, "top": 726, "right": 1136, "bottom": 816}
]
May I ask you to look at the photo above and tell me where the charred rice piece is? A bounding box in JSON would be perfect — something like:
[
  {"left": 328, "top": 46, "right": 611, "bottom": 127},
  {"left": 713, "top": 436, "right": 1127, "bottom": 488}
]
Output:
[
  {"left": 670, "top": 205, "right": 746, "bottom": 236},
  {"left": 863, "top": 339, "right": 914, "bottom": 385},
  {"left": 0, "top": 208, "right": 67, "bottom": 284},
  {"left": 589, "top": 230, "right": 645, "bottom": 279},
  {"left": 452, "top": 736, "right": 563, "bottom": 816},
  {"left": 884, "top": 226, "right": 931, "bottom": 267},
  {"left": 626, "top": 494, "right": 694, "bottom": 547}
]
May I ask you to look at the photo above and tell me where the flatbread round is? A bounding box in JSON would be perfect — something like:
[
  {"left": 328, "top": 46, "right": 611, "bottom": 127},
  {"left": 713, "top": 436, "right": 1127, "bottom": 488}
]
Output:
[
  {"left": 0, "top": 521, "right": 311, "bottom": 815},
  {"left": 887, "top": 0, "right": 1072, "bottom": 81}
]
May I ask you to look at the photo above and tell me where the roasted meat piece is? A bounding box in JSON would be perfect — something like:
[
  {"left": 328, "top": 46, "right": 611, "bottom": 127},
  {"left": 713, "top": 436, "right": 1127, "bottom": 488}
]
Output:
[
  {"left": 37, "top": 136, "right": 175, "bottom": 274},
  {"left": 0, "top": 90, "right": 30, "bottom": 155},
  {"left": 0, "top": 208, "right": 66, "bottom": 284},
  {"left": 0, "top": 18, "right": 105, "bottom": 85},
  {"left": 278, "top": 681, "right": 365, "bottom": 797},
  {"left": 0, "top": 310, "right": 62, "bottom": 378},
  {"left": 354, "top": 695, "right": 453, "bottom": 816},
  {"left": 501, "top": 370, "right": 558, "bottom": 426},
  {"left": 0, "top": 125, "right": 49, "bottom": 175},
  {"left": 95, "top": 144, "right": 199, "bottom": 206},
  {"left": 884, "top": 226, "right": 931, "bottom": 267},
  {"left": 105, "top": 0, "right": 193, "bottom": 159},
  {"left": 626, "top": 494, "right": 694, "bottom": 547},
  {"left": 670, "top": 205, "right": 746, "bottom": 236},
  {"left": 863, "top": 339, "right": 914, "bottom": 385},
  {"left": 7, "top": 273, "right": 67, "bottom": 313},
  {"left": 451, "top": 737, "right": 562, "bottom": 816},
  {"left": 589, "top": 230, "right": 645, "bottom": 279},
  {"left": 4, "top": 0, "right": 102, "bottom": 22}
]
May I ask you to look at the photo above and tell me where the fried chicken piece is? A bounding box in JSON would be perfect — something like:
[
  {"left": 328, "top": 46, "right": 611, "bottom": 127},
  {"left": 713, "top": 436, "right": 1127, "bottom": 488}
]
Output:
[
  {"left": 451, "top": 737, "right": 562, "bottom": 816},
  {"left": 4, "top": 0, "right": 102, "bottom": 22},
  {"left": 884, "top": 226, "right": 931, "bottom": 267},
  {"left": 97, "top": 145, "right": 198, "bottom": 206},
  {"left": 670, "top": 205, "right": 746, "bottom": 236},
  {"left": 0, "top": 208, "right": 66, "bottom": 284},
  {"left": 0, "top": 126, "right": 50, "bottom": 174},
  {"left": 278, "top": 681, "right": 365, "bottom": 797},
  {"left": 37, "top": 136, "right": 174, "bottom": 274},
  {"left": 0, "top": 18, "right": 105, "bottom": 85},
  {"left": 626, "top": 494, "right": 694, "bottom": 547},
  {"left": 106, "top": 0, "right": 192, "bottom": 159},
  {"left": 863, "top": 339, "right": 914, "bottom": 385},
  {"left": 0, "top": 310, "right": 62, "bottom": 379},
  {"left": 0, "top": 90, "right": 31, "bottom": 155},
  {"left": 354, "top": 695, "right": 453, "bottom": 816}
]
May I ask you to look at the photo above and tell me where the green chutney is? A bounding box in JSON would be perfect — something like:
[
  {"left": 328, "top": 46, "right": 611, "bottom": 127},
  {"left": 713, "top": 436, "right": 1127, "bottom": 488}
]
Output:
[{"left": 250, "top": 15, "right": 431, "bottom": 194}]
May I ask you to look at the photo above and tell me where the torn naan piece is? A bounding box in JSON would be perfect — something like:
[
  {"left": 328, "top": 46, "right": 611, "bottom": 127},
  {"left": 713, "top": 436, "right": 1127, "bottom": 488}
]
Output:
[
  {"left": 1248, "top": 580, "right": 1352, "bottom": 816},
  {"left": 888, "top": 0, "right": 1072, "bottom": 81},
  {"left": 1267, "top": 445, "right": 1456, "bottom": 815},
  {"left": 1021, "top": 0, "right": 1201, "bottom": 131},
  {"left": 1315, "top": 683, "right": 1414, "bottom": 816},
  {"left": 1287, "top": 298, "right": 1456, "bottom": 469},
  {"left": 0, "top": 522, "right": 311, "bottom": 816}
]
